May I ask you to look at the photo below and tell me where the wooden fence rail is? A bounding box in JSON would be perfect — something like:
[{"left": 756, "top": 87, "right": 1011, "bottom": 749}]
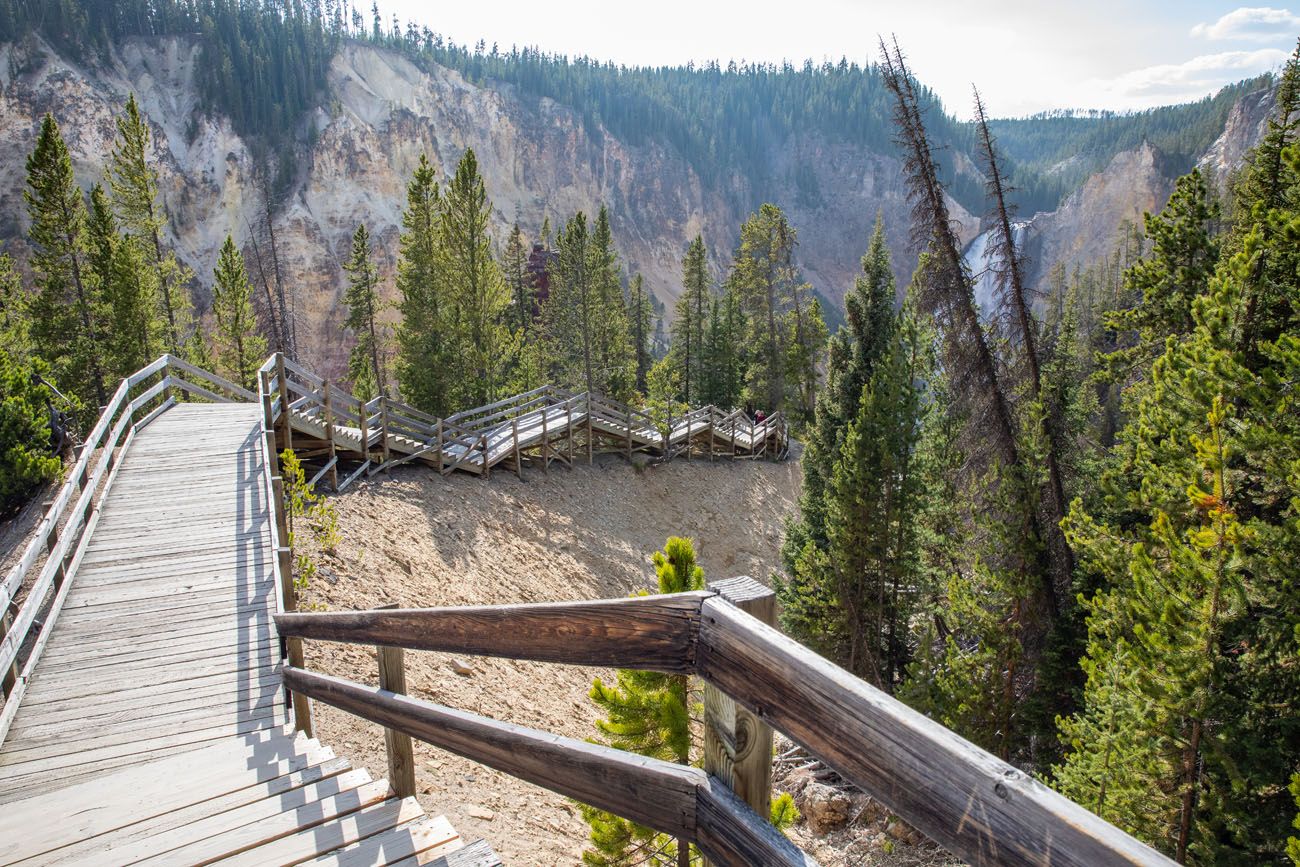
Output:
[
  {"left": 0, "top": 355, "right": 264, "bottom": 741},
  {"left": 275, "top": 579, "right": 1176, "bottom": 867}
]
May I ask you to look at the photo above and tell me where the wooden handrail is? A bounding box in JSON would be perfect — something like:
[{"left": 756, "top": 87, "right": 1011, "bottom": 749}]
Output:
[
  {"left": 276, "top": 587, "right": 1174, "bottom": 867},
  {"left": 0, "top": 353, "right": 261, "bottom": 739},
  {"left": 282, "top": 666, "right": 814, "bottom": 867},
  {"left": 275, "top": 592, "right": 707, "bottom": 673}
]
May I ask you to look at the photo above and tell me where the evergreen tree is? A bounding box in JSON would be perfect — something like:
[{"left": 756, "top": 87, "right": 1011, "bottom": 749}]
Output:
[
  {"left": 109, "top": 93, "right": 193, "bottom": 354},
  {"left": 0, "top": 345, "right": 64, "bottom": 517},
  {"left": 540, "top": 212, "right": 595, "bottom": 393},
  {"left": 700, "top": 281, "right": 745, "bottom": 409},
  {"left": 0, "top": 254, "right": 29, "bottom": 358},
  {"left": 211, "top": 235, "right": 267, "bottom": 390},
  {"left": 672, "top": 235, "right": 710, "bottom": 403},
  {"left": 588, "top": 206, "right": 634, "bottom": 400},
  {"left": 342, "top": 223, "right": 385, "bottom": 400},
  {"left": 438, "top": 149, "right": 515, "bottom": 406},
  {"left": 503, "top": 221, "right": 532, "bottom": 337},
  {"left": 581, "top": 536, "right": 704, "bottom": 866},
  {"left": 25, "top": 113, "right": 108, "bottom": 409},
  {"left": 394, "top": 154, "right": 447, "bottom": 415},
  {"left": 1055, "top": 179, "right": 1300, "bottom": 861},
  {"left": 1103, "top": 169, "right": 1220, "bottom": 379},
  {"left": 86, "top": 183, "right": 157, "bottom": 378},
  {"left": 726, "top": 204, "right": 825, "bottom": 414},
  {"left": 780, "top": 299, "right": 930, "bottom": 688},
  {"left": 628, "top": 273, "right": 654, "bottom": 394}
]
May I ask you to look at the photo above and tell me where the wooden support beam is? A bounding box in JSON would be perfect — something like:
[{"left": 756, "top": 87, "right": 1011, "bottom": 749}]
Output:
[
  {"left": 0, "top": 608, "right": 18, "bottom": 695},
  {"left": 694, "top": 598, "right": 1174, "bottom": 867},
  {"left": 586, "top": 399, "right": 593, "bottom": 464},
  {"left": 375, "top": 603, "right": 416, "bottom": 799},
  {"left": 512, "top": 417, "right": 522, "bottom": 480},
  {"left": 277, "top": 593, "right": 709, "bottom": 674},
  {"left": 541, "top": 407, "right": 549, "bottom": 476},
  {"left": 436, "top": 419, "right": 444, "bottom": 475},
  {"left": 281, "top": 666, "right": 815, "bottom": 867},
  {"left": 380, "top": 396, "right": 391, "bottom": 470},
  {"left": 703, "top": 577, "right": 775, "bottom": 851},
  {"left": 626, "top": 407, "right": 633, "bottom": 460},
  {"left": 276, "top": 353, "right": 292, "bottom": 451},
  {"left": 322, "top": 380, "right": 339, "bottom": 491}
]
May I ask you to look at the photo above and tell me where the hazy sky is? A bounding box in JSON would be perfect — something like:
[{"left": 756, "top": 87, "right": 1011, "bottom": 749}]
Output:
[{"left": 374, "top": 1, "right": 1297, "bottom": 118}]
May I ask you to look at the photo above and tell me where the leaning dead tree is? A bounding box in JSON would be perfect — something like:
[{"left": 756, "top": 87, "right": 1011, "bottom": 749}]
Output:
[
  {"left": 972, "top": 87, "right": 1076, "bottom": 599},
  {"left": 878, "top": 37, "right": 1059, "bottom": 629}
]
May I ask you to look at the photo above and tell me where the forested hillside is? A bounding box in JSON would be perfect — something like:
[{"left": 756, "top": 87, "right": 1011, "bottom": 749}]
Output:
[{"left": 0, "top": 0, "right": 1270, "bottom": 215}]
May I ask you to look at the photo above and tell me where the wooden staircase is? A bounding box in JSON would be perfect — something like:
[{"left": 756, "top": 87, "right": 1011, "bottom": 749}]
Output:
[{"left": 1, "top": 726, "right": 476, "bottom": 865}]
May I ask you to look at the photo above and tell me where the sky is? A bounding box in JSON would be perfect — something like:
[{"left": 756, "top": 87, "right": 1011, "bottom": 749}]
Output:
[{"left": 373, "top": 1, "right": 1298, "bottom": 118}]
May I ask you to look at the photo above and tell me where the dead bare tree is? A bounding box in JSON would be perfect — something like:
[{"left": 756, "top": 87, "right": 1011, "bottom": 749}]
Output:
[{"left": 972, "top": 87, "right": 1076, "bottom": 600}]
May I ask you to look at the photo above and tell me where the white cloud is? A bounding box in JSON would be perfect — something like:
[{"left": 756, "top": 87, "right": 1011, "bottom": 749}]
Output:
[
  {"left": 1190, "top": 6, "right": 1300, "bottom": 41},
  {"left": 1084, "top": 48, "right": 1287, "bottom": 109}
]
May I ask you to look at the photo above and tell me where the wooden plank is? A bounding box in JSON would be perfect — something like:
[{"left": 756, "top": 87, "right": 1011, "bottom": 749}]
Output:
[
  {"left": 695, "top": 778, "right": 817, "bottom": 867},
  {"left": 405, "top": 838, "right": 502, "bottom": 867},
  {"left": 694, "top": 598, "right": 1175, "bottom": 867},
  {"left": 276, "top": 592, "right": 708, "bottom": 675},
  {"left": 377, "top": 643, "right": 415, "bottom": 799},
  {"left": 211, "top": 795, "right": 425, "bottom": 867},
  {"left": 14, "top": 672, "right": 283, "bottom": 726},
  {"left": 0, "top": 738, "right": 338, "bottom": 862},
  {"left": 24, "top": 757, "right": 354, "bottom": 866},
  {"left": 0, "top": 715, "right": 286, "bottom": 776},
  {"left": 116, "top": 778, "right": 393, "bottom": 867},
  {"left": 9, "top": 692, "right": 281, "bottom": 741},
  {"left": 283, "top": 667, "right": 701, "bottom": 838},
  {"left": 309, "top": 814, "right": 461, "bottom": 867},
  {"left": 703, "top": 577, "right": 775, "bottom": 828}
]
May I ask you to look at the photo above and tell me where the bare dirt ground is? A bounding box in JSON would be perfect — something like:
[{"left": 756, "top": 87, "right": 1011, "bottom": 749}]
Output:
[{"left": 298, "top": 450, "right": 944, "bottom": 865}]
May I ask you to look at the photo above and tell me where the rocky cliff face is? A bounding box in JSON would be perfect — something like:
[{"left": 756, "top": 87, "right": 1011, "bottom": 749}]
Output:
[{"left": 0, "top": 36, "right": 1270, "bottom": 375}]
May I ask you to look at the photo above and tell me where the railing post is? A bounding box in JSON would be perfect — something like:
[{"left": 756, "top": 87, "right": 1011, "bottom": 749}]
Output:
[
  {"left": 380, "top": 396, "right": 391, "bottom": 470},
  {"left": 512, "top": 417, "right": 522, "bottom": 479},
  {"left": 566, "top": 401, "right": 575, "bottom": 464},
  {"left": 275, "top": 353, "right": 293, "bottom": 451},
  {"left": 375, "top": 602, "right": 416, "bottom": 798},
  {"left": 702, "top": 575, "right": 776, "bottom": 860},
  {"left": 481, "top": 433, "right": 490, "bottom": 480},
  {"left": 0, "top": 608, "right": 18, "bottom": 695},
  {"left": 625, "top": 407, "right": 633, "bottom": 460},
  {"left": 435, "top": 419, "right": 444, "bottom": 475},
  {"left": 586, "top": 395, "right": 594, "bottom": 464},
  {"left": 323, "top": 380, "right": 338, "bottom": 491},
  {"left": 541, "top": 407, "right": 549, "bottom": 476}
]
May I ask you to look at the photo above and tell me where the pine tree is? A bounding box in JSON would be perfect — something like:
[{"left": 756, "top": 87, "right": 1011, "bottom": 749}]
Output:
[
  {"left": 394, "top": 155, "right": 448, "bottom": 414},
  {"left": 342, "top": 223, "right": 385, "bottom": 401},
  {"left": 628, "top": 273, "right": 654, "bottom": 394},
  {"left": 540, "top": 212, "right": 594, "bottom": 393},
  {"left": 503, "top": 221, "right": 532, "bottom": 336},
  {"left": 109, "top": 93, "right": 193, "bottom": 354},
  {"left": 672, "top": 235, "right": 710, "bottom": 403},
  {"left": 588, "top": 206, "right": 634, "bottom": 400},
  {"left": 86, "top": 183, "right": 157, "bottom": 378},
  {"left": 726, "top": 204, "right": 825, "bottom": 414},
  {"left": 581, "top": 536, "right": 704, "bottom": 866},
  {"left": 0, "top": 254, "right": 29, "bottom": 358},
  {"left": 25, "top": 113, "right": 108, "bottom": 410},
  {"left": 211, "top": 235, "right": 267, "bottom": 390},
  {"left": 780, "top": 299, "right": 930, "bottom": 688},
  {"left": 1055, "top": 201, "right": 1300, "bottom": 861},
  {"left": 438, "top": 149, "right": 516, "bottom": 406}
]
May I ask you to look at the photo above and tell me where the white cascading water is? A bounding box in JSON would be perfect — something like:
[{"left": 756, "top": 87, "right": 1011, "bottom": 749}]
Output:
[{"left": 962, "top": 221, "right": 1031, "bottom": 318}]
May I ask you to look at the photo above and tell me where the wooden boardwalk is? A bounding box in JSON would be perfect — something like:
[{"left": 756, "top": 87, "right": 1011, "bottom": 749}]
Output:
[{"left": 0, "top": 403, "right": 474, "bottom": 865}]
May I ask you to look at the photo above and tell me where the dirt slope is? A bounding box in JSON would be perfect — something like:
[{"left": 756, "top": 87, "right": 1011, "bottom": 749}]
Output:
[{"left": 298, "top": 452, "right": 800, "bottom": 864}]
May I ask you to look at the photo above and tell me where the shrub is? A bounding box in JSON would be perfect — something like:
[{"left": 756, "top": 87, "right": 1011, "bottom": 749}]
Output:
[{"left": 0, "top": 350, "right": 63, "bottom": 517}]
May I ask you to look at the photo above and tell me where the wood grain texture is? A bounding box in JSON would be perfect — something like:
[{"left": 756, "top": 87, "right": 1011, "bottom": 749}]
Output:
[
  {"left": 283, "top": 665, "right": 702, "bottom": 837},
  {"left": 695, "top": 598, "right": 1174, "bottom": 867},
  {"left": 276, "top": 592, "right": 709, "bottom": 674}
]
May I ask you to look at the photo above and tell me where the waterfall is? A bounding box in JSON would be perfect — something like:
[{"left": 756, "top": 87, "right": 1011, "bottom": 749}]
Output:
[{"left": 962, "top": 221, "right": 1031, "bottom": 319}]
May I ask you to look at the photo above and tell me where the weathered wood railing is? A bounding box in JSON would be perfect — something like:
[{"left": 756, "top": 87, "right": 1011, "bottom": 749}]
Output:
[
  {"left": 255, "top": 351, "right": 789, "bottom": 484},
  {"left": 0, "top": 355, "right": 258, "bottom": 740},
  {"left": 274, "top": 576, "right": 1173, "bottom": 867}
]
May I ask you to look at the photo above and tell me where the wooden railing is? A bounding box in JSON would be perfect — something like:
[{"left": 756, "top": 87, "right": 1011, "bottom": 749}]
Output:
[
  {"left": 0, "top": 355, "right": 258, "bottom": 741},
  {"left": 253, "top": 351, "right": 790, "bottom": 484},
  {"left": 275, "top": 577, "right": 1174, "bottom": 867}
]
